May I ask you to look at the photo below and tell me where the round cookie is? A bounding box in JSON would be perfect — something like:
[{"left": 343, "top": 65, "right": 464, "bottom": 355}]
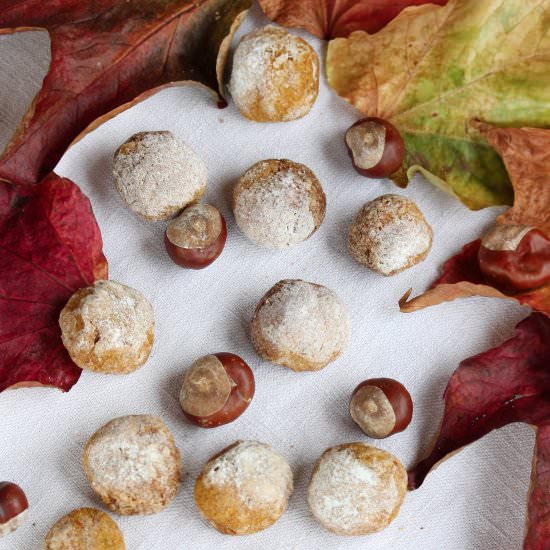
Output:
[
  {"left": 308, "top": 443, "right": 407, "bottom": 535},
  {"left": 229, "top": 26, "right": 319, "bottom": 122},
  {"left": 83, "top": 415, "right": 181, "bottom": 515},
  {"left": 348, "top": 194, "right": 433, "bottom": 276},
  {"left": 233, "top": 159, "right": 326, "bottom": 248},
  {"left": 195, "top": 440, "right": 293, "bottom": 535},
  {"left": 59, "top": 280, "right": 154, "bottom": 374},
  {"left": 250, "top": 279, "right": 349, "bottom": 372},
  {"left": 113, "top": 131, "right": 207, "bottom": 221},
  {"left": 45, "top": 508, "right": 125, "bottom": 550}
]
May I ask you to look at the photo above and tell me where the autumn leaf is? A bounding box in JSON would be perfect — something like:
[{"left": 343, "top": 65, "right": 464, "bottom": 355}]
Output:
[
  {"left": 485, "top": 127, "right": 550, "bottom": 236},
  {"left": 257, "top": 0, "right": 447, "bottom": 39},
  {"left": 399, "top": 239, "right": 550, "bottom": 316},
  {"left": 327, "top": 0, "right": 550, "bottom": 210},
  {"left": 400, "top": 127, "right": 550, "bottom": 316},
  {"left": 0, "top": 180, "right": 17, "bottom": 217},
  {"left": 0, "top": 174, "right": 107, "bottom": 392},
  {"left": 0, "top": 0, "right": 251, "bottom": 187},
  {"left": 408, "top": 313, "right": 550, "bottom": 549}
]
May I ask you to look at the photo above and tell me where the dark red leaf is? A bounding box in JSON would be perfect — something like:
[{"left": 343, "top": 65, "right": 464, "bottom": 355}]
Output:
[
  {"left": 399, "top": 240, "right": 550, "bottom": 316},
  {"left": 432, "top": 240, "right": 485, "bottom": 286},
  {"left": 409, "top": 313, "right": 550, "bottom": 548},
  {"left": 0, "top": 174, "right": 108, "bottom": 392},
  {"left": 0, "top": 181, "right": 18, "bottom": 217},
  {"left": 409, "top": 313, "right": 550, "bottom": 488},
  {"left": 0, "top": 0, "right": 250, "bottom": 187},
  {"left": 258, "top": 0, "right": 448, "bottom": 39}
]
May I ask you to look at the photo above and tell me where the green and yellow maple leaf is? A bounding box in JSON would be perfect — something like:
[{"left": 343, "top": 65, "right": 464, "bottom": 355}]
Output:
[{"left": 327, "top": 0, "right": 550, "bottom": 209}]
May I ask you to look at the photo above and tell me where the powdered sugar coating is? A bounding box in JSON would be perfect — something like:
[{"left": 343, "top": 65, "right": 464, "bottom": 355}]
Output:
[
  {"left": 45, "top": 508, "right": 125, "bottom": 550},
  {"left": 83, "top": 415, "right": 181, "bottom": 516},
  {"left": 59, "top": 280, "right": 154, "bottom": 374},
  {"left": 251, "top": 279, "right": 349, "bottom": 371},
  {"left": 348, "top": 194, "right": 433, "bottom": 276},
  {"left": 308, "top": 443, "right": 407, "bottom": 535},
  {"left": 233, "top": 159, "right": 326, "bottom": 248},
  {"left": 229, "top": 26, "right": 319, "bottom": 122},
  {"left": 203, "top": 441, "right": 293, "bottom": 506},
  {"left": 113, "top": 131, "right": 207, "bottom": 221},
  {"left": 195, "top": 440, "right": 293, "bottom": 534}
]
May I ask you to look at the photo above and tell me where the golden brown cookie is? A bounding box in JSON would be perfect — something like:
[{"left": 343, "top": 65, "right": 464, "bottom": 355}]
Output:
[
  {"left": 308, "top": 443, "right": 407, "bottom": 535},
  {"left": 113, "top": 131, "right": 207, "bottom": 221},
  {"left": 45, "top": 508, "right": 125, "bottom": 550},
  {"left": 83, "top": 415, "right": 181, "bottom": 515},
  {"left": 229, "top": 26, "right": 319, "bottom": 122},
  {"left": 233, "top": 159, "right": 326, "bottom": 248},
  {"left": 251, "top": 279, "right": 349, "bottom": 371},
  {"left": 59, "top": 280, "right": 154, "bottom": 374},
  {"left": 195, "top": 441, "right": 293, "bottom": 535},
  {"left": 348, "top": 194, "right": 433, "bottom": 276}
]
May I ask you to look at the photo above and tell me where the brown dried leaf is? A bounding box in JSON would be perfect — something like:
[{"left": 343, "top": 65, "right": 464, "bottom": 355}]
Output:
[
  {"left": 400, "top": 240, "right": 550, "bottom": 316},
  {"left": 257, "top": 0, "right": 447, "bottom": 39},
  {"left": 326, "top": 0, "right": 550, "bottom": 210},
  {"left": 484, "top": 127, "right": 550, "bottom": 236}
]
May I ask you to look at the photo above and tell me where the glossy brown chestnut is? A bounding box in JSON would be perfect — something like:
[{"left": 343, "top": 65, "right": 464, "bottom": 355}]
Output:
[
  {"left": 180, "top": 353, "right": 255, "bottom": 428},
  {"left": 164, "top": 203, "right": 227, "bottom": 269},
  {"left": 0, "top": 482, "right": 28, "bottom": 537},
  {"left": 349, "top": 378, "right": 413, "bottom": 439},
  {"left": 478, "top": 225, "right": 550, "bottom": 291},
  {"left": 345, "top": 117, "right": 405, "bottom": 178}
]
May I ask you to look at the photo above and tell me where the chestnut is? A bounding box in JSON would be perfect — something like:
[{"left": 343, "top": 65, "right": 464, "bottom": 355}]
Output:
[
  {"left": 349, "top": 378, "right": 413, "bottom": 439},
  {"left": 478, "top": 224, "right": 550, "bottom": 291},
  {"left": 164, "top": 203, "right": 227, "bottom": 269},
  {"left": 345, "top": 117, "right": 405, "bottom": 178},
  {"left": 180, "top": 353, "right": 255, "bottom": 428},
  {"left": 0, "top": 482, "right": 28, "bottom": 538}
]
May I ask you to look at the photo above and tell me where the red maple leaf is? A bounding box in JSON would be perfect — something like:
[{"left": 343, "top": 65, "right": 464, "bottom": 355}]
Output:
[
  {"left": 0, "top": 0, "right": 250, "bottom": 392},
  {"left": 409, "top": 313, "right": 550, "bottom": 549},
  {"left": 0, "top": 0, "right": 250, "bottom": 187},
  {"left": 0, "top": 174, "right": 107, "bottom": 391}
]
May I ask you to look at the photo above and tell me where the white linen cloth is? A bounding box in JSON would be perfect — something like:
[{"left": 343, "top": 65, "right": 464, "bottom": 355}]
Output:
[{"left": 0, "top": 4, "right": 534, "bottom": 549}]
